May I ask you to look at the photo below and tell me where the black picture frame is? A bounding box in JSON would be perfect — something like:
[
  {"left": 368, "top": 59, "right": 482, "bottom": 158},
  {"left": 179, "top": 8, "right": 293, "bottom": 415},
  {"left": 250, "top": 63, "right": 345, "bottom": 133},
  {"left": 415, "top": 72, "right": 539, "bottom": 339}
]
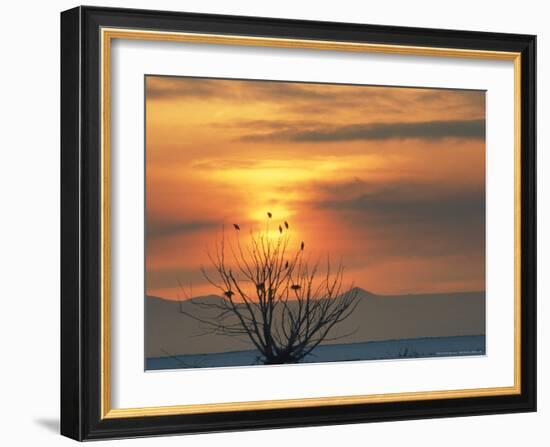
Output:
[{"left": 61, "top": 5, "right": 536, "bottom": 441}]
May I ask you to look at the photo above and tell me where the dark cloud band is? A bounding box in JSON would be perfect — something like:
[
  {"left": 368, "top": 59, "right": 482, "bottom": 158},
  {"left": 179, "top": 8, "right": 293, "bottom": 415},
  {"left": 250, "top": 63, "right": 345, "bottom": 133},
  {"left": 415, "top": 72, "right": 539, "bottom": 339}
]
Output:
[
  {"left": 147, "top": 219, "right": 219, "bottom": 239},
  {"left": 241, "top": 119, "right": 485, "bottom": 143}
]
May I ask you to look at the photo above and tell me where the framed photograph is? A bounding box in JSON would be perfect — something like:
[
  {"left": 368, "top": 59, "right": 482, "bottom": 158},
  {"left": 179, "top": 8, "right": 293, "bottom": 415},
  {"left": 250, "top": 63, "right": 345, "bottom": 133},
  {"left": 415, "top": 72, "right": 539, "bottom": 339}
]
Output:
[{"left": 60, "top": 6, "right": 536, "bottom": 441}]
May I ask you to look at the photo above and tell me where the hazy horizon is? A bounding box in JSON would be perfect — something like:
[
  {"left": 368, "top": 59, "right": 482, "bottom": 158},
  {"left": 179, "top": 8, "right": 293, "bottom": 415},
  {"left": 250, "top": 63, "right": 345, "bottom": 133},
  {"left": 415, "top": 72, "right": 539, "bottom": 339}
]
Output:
[{"left": 146, "top": 286, "right": 486, "bottom": 302}]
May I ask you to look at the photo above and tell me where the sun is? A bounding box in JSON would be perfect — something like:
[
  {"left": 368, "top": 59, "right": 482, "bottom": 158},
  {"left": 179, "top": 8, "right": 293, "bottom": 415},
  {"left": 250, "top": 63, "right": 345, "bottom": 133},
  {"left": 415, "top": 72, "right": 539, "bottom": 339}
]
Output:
[{"left": 241, "top": 206, "right": 303, "bottom": 244}]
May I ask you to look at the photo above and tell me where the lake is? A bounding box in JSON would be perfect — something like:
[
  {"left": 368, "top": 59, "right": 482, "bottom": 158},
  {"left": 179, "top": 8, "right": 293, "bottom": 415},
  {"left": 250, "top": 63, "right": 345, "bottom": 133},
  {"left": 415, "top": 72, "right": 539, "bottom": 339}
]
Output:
[{"left": 146, "top": 335, "right": 485, "bottom": 370}]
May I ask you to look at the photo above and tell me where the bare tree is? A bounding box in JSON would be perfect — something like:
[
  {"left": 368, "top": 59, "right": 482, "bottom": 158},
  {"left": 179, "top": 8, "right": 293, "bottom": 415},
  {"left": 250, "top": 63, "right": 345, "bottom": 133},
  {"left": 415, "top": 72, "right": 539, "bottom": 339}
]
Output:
[{"left": 179, "top": 214, "right": 360, "bottom": 365}]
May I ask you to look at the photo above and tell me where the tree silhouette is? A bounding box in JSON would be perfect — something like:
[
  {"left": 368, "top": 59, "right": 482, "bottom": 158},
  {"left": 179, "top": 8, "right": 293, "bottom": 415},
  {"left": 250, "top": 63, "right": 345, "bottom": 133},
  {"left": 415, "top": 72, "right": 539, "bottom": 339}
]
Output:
[{"left": 179, "top": 215, "right": 360, "bottom": 365}]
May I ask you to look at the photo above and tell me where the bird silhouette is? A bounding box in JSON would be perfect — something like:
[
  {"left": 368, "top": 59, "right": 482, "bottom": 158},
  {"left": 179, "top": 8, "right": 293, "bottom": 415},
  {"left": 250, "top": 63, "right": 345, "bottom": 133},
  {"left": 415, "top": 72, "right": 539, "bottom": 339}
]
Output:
[
  {"left": 300, "top": 241, "right": 304, "bottom": 251},
  {"left": 290, "top": 284, "right": 301, "bottom": 291},
  {"left": 278, "top": 225, "right": 283, "bottom": 233},
  {"left": 233, "top": 224, "right": 240, "bottom": 230},
  {"left": 284, "top": 260, "right": 289, "bottom": 269},
  {"left": 284, "top": 221, "right": 289, "bottom": 229},
  {"left": 267, "top": 212, "right": 272, "bottom": 218},
  {"left": 223, "top": 290, "right": 235, "bottom": 298}
]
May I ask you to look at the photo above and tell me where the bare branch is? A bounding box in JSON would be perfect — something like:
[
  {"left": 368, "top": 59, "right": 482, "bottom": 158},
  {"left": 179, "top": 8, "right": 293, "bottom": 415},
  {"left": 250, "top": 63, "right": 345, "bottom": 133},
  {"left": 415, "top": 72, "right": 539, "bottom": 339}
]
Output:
[{"left": 177, "top": 217, "right": 361, "bottom": 365}]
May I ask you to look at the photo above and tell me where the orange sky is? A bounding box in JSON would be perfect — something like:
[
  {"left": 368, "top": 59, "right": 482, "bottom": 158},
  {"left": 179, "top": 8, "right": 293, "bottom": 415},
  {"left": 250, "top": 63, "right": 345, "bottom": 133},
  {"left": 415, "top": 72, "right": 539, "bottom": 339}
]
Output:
[{"left": 145, "top": 76, "right": 485, "bottom": 300}]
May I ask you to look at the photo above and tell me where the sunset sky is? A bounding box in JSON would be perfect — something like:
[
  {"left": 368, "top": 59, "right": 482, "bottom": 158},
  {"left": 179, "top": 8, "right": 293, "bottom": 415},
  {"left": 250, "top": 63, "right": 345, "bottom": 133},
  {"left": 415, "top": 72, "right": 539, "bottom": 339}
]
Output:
[{"left": 145, "top": 76, "right": 485, "bottom": 300}]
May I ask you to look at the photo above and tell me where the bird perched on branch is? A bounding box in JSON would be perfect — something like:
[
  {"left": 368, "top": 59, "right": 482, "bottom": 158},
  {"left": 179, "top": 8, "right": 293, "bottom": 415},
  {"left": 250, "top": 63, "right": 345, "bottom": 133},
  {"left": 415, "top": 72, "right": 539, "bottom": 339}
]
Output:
[
  {"left": 290, "top": 284, "right": 301, "bottom": 291},
  {"left": 284, "top": 260, "right": 289, "bottom": 269},
  {"left": 233, "top": 224, "right": 240, "bottom": 230},
  {"left": 279, "top": 225, "right": 283, "bottom": 234},
  {"left": 300, "top": 241, "right": 305, "bottom": 251},
  {"left": 267, "top": 212, "right": 272, "bottom": 218},
  {"left": 284, "top": 221, "right": 289, "bottom": 229},
  {"left": 223, "top": 290, "right": 235, "bottom": 298}
]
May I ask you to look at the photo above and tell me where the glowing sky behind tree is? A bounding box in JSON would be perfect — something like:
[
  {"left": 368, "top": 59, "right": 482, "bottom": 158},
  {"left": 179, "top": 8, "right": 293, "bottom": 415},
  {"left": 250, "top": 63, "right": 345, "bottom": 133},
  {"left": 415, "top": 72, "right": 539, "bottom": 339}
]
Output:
[{"left": 145, "top": 76, "right": 485, "bottom": 300}]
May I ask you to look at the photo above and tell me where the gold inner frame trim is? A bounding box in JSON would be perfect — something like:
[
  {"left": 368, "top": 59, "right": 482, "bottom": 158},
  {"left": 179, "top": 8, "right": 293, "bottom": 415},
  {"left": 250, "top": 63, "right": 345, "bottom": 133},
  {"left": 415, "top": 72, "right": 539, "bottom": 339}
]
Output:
[{"left": 100, "top": 27, "right": 522, "bottom": 419}]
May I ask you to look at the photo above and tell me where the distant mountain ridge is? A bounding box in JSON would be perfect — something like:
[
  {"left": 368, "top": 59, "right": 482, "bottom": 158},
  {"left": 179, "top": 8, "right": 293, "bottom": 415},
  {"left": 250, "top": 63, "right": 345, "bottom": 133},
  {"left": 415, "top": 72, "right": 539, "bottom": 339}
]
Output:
[{"left": 146, "top": 288, "right": 485, "bottom": 357}]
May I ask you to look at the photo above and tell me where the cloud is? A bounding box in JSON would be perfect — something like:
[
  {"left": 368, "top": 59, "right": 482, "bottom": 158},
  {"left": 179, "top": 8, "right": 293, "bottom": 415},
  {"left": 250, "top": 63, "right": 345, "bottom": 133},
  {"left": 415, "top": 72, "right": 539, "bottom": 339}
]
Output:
[
  {"left": 315, "top": 177, "right": 484, "bottom": 223},
  {"left": 308, "top": 179, "right": 485, "bottom": 259},
  {"left": 417, "top": 89, "right": 485, "bottom": 111},
  {"left": 247, "top": 82, "right": 331, "bottom": 100},
  {"left": 213, "top": 119, "right": 320, "bottom": 131},
  {"left": 240, "top": 119, "right": 485, "bottom": 143},
  {"left": 145, "top": 77, "right": 336, "bottom": 102},
  {"left": 146, "top": 75, "right": 483, "bottom": 106},
  {"left": 146, "top": 77, "right": 220, "bottom": 99},
  {"left": 318, "top": 188, "right": 484, "bottom": 224},
  {"left": 190, "top": 158, "right": 261, "bottom": 170},
  {"left": 147, "top": 219, "right": 219, "bottom": 239},
  {"left": 146, "top": 76, "right": 484, "bottom": 117}
]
